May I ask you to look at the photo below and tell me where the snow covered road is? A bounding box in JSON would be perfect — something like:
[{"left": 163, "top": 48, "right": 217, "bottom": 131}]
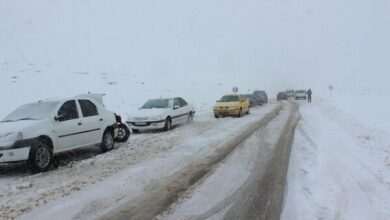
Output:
[
  {"left": 1, "top": 104, "right": 283, "bottom": 220},
  {"left": 159, "top": 102, "right": 299, "bottom": 220},
  {"left": 3, "top": 97, "right": 388, "bottom": 220},
  {"left": 0, "top": 106, "right": 271, "bottom": 220}
]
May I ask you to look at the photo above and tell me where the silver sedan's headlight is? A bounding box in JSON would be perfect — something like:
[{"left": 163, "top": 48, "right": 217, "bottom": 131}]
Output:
[
  {"left": 0, "top": 132, "right": 23, "bottom": 143},
  {"left": 149, "top": 116, "right": 163, "bottom": 121}
]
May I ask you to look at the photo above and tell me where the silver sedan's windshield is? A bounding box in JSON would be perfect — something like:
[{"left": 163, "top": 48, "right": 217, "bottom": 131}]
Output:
[
  {"left": 141, "top": 99, "right": 171, "bottom": 109},
  {"left": 2, "top": 101, "right": 60, "bottom": 122}
]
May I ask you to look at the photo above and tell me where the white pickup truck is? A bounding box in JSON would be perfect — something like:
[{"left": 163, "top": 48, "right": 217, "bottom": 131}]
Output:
[{"left": 0, "top": 93, "right": 118, "bottom": 173}]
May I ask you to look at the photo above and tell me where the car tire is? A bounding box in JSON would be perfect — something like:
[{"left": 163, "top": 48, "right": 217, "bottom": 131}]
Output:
[
  {"left": 27, "top": 140, "right": 53, "bottom": 173},
  {"left": 187, "top": 112, "right": 194, "bottom": 124},
  {"left": 247, "top": 108, "right": 250, "bottom": 114},
  {"left": 100, "top": 129, "right": 115, "bottom": 152},
  {"left": 214, "top": 115, "right": 219, "bottom": 118},
  {"left": 163, "top": 118, "right": 172, "bottom": 131},
  {"left": 115, "top": 124, "right": 130, "bottom": 143}
]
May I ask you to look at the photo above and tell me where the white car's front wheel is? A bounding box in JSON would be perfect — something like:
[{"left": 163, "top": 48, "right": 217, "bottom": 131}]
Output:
[
  {"left": 100, "top": 129, "right": 115, "bottom": 152},
  {"left": 27, "top": 141, "right": 53, "bottom": 173},
  {"left": 187, "top": 112, "right": 194, "bottom": 124},
  {"left": 163, "top": 118, "right": 172, "bottom": 131}
]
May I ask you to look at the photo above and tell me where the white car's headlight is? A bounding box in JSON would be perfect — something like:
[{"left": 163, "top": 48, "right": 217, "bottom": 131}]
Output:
[
  {"left": 150, "top": 116, "right": 163, "bottom": 121},
  {"left": 0, "top": 132, "right": 23, "bottom": 143}
]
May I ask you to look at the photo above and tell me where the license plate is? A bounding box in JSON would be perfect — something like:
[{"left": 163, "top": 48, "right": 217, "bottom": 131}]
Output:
[{"left": 135, "top": 122, "right": 147, "bottom": 126}]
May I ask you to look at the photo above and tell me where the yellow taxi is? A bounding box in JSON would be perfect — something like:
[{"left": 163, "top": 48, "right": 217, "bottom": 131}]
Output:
[{"left": 213, "top": 94, "right": 250, "bottom": 118}]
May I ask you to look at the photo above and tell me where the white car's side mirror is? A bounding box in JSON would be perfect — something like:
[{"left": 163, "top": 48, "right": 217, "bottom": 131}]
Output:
[
  {"left": 173, "top": 105, "right": 180, "bottom": 110},
  {"left": 54, "top": 115, "right": 65, "bottom": 122}
]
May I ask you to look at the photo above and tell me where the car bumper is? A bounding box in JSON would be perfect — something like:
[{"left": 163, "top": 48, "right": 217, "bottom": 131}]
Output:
[
  {"left": 214, "top": 109, "right": 240, "bottom": 116},
  {"left": 126, "top": 120, "right": 166, "bottom": 130},
  {"left": 0, "top": 146, "right": 30, "bottom": 163}
]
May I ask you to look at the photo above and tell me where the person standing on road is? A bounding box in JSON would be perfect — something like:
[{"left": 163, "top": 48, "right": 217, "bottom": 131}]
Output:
[{"left": 307, "top": 89, "right": 312, "bottom": 103}]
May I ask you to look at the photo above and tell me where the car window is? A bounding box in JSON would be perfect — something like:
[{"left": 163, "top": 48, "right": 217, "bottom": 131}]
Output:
[
  {"left": 79, "top": 99, "right": 99, "bottom": 117},
  {"left": 58, "top": 100, "right": 79, "bottom": 122},
  {"left": 2, "top": 101, "right": 59, "bottom": 122},
  {"left": 178, "top": 98, "right": 188, "bottom": 107},
  {"left": 220, "top": 95, "right": 239, "bottom": 102},
  {"left": 174, "top": 99, "right": 180, "bottom": 108}
]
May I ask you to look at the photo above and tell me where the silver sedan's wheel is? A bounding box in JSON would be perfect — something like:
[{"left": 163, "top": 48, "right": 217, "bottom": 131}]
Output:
[
  {"left": 164, "top": 118, "right": 172, "bottom": 131},
  {"left": 187, "top": 113, "right": 194, "bottom": 124}
]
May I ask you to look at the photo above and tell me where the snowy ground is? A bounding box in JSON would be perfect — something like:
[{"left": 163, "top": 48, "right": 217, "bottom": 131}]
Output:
[
  {"left": 0, "top": 103, "right": 280, "bottom": 220},
  {"left": 2, "top": 63, "right": 389, "bottom": 220},
  {"left": 158, "top": 102, "right": 298, "bottom": 219},
  {"left": 0, "top": 109, "right": 235, "bottom": 219},
  {"left": 282, "top": 96, "right": 390, "bottom": 220},
  {"left": 0, "top": 61, "right": 262, "bottom": 119}
]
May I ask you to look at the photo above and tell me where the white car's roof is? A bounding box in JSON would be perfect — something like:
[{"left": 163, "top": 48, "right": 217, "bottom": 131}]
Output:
[{"left": 37, "top": 93, "right": 105, "bottom": 104}]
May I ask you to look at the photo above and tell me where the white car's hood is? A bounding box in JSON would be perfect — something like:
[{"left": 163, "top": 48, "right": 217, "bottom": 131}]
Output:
[
  {"left": 0, "top": 120, "right": 40, "bottom": 135},
  {"left": 128, "top": 108, "right": 168, "bottom": 120}
]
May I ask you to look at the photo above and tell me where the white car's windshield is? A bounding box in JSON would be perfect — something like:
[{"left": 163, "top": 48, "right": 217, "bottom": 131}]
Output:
[
  {"left": 2, "top": 101, "right": 60, "bottom": 122},
  {"left": 141, "top": 99, "right": 171, "bottom": 109}
]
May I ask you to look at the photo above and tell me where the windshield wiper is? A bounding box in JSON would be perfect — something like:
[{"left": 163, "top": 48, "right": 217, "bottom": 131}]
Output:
[
  {"left": 16, "top": 118, "right": 36, "bottom": 121},
  {"left": 1, "top": 120, "right": 14, "bottom": 122}
]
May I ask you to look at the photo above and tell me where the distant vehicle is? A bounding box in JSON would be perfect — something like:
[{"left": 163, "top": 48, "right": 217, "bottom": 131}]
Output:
[
  {"left": 0, "top": 93, "right": 119, "bottom": 173},
  {"left": 214, "top": 94, "right": 250, "bottom": 118},
  {"left": 127, "top": 97, "right": 195, "bottom": 133},
  {"left": 286, "top": 89, "right": 295, "bottom": 99},
  {"left": 241, "top": 94, "right": 254, "bottom": 107},
  {"left": 295, "top": 90, "right": 307, "bottom": 100},
  {"left": 277, "top": 92, "right": 288, "bottom": 101},
  {"left": 253, "top": 90, "right": 268, "bottom": 104},
  {"left": 247, "top": 93, "right": 262, "bottom": 106}
]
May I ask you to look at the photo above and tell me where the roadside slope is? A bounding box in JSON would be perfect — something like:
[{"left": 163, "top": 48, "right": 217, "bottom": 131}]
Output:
[{"left": 282, "top": 100, "right": 390, "bottom": 220}]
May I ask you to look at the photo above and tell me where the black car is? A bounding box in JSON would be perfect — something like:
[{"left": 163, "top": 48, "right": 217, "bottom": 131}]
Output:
[
  {"left": 253, "top": 90, "right": 268, "bottom": 105},
  {"left": 242, "top": 94, "right": 254, "bottom": 107},
  {"left": 277, "top": 92, "right": 288, "bottom": 101}
]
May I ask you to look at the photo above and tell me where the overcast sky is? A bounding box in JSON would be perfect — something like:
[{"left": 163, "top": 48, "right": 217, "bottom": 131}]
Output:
[{"left": 0, "top": 0, "right": 389, "bottom": 92}]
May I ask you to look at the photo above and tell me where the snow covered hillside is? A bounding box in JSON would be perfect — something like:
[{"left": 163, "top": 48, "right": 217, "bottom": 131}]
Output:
[{"left": 0, "top": 62, "right": 249, "bottom": 120}]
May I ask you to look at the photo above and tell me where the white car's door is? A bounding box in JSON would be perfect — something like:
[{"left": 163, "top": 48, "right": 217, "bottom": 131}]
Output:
[
  {"left": 78, "top": 99, "right": 104, "bottom": 145},
  {"left": 54, "top": 100, "right": 85, "bottom": 152},
  {"left": 172, "top": 98, "right": 184, "bottom": 125},
  {"left": 178, "top": 98, "right": 191, "bottom": 123}
]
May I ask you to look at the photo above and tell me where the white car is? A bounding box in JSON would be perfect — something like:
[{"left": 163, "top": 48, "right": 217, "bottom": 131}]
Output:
[
  {"left": 127, "top": 97, "right": 195, "bottom": 133},
  {"left": 295, "top": 90, "right": 307, "bottom": 100},
  {"left": 0, "top": 93, "right": 118, "bottom": 173}
]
